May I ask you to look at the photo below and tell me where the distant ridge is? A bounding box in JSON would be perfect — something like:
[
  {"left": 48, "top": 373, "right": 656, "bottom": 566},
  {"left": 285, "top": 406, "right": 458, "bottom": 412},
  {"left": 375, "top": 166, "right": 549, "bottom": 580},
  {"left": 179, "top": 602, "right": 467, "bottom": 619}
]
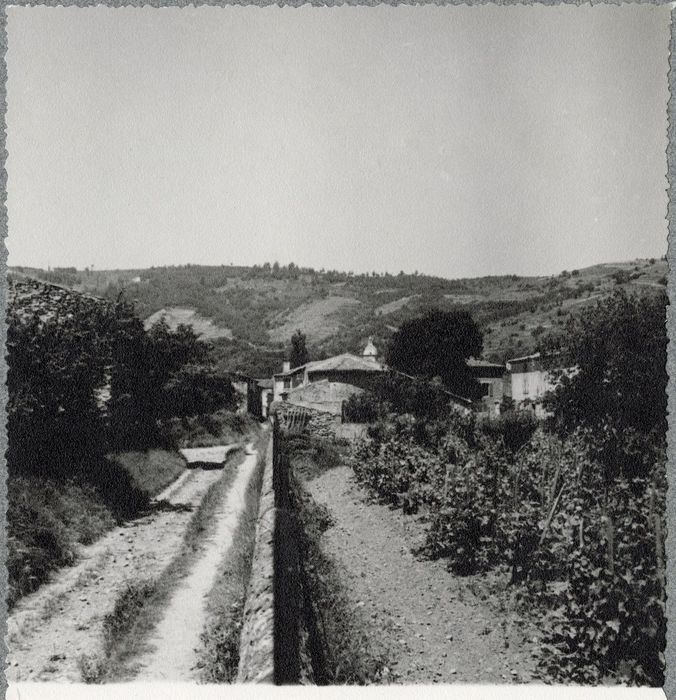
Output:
[{"left": 9, "top": 257, "right": 667, "bottom": 374}]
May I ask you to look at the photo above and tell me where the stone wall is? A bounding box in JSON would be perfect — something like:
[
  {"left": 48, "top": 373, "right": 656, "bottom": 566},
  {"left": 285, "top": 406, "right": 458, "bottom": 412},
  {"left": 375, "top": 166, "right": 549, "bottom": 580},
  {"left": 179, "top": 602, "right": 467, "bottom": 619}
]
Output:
[
  {"left": 236, "top": 437, "right": 275, "bottom": 683},
  {"left": 238, "top": 417, "right": 337, "bottom": 685},
  {"left": 272, "top": 402, "right": 342, "bottom": 440},
  {"left": 9, "top": 276, "right": 109, "bottom": 324},
  {"left": 236, "top": 428, "right": 317, "bottom": 685}
]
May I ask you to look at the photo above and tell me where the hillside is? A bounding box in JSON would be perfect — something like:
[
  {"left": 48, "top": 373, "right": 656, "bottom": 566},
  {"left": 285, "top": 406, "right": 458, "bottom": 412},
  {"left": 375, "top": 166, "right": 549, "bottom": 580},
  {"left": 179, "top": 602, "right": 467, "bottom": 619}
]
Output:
[{"left": 10, "top": 257, "right": 667, "bottom": 375}]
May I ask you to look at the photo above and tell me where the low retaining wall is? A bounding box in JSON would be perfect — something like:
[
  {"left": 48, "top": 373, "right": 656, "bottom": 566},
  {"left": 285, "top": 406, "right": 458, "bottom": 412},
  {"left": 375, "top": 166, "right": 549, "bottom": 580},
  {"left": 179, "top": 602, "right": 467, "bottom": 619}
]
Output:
[
  {"left": 273, "top": 402, "right": 342, "bottom": 440},
  {"left": 237, "top": 426, "right": 317, "bottom": 684},
  {"left": 236, "top": 437, "right": 275, "bottom": 683}
]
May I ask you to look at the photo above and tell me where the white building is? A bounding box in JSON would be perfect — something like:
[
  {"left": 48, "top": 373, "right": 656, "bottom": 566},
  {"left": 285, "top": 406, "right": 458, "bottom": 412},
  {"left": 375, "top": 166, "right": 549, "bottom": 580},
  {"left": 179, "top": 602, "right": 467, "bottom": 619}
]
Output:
[{"left": 505, "top": 352, "right": 557, "bottom": 418}]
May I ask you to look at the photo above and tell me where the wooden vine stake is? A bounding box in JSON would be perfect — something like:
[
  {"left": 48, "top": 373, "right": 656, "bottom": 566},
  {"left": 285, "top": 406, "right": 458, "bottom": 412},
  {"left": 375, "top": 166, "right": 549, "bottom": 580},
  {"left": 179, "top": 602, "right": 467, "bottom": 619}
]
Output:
[{"left": 650, "top": 485, "right": 666, "bottom": 589}]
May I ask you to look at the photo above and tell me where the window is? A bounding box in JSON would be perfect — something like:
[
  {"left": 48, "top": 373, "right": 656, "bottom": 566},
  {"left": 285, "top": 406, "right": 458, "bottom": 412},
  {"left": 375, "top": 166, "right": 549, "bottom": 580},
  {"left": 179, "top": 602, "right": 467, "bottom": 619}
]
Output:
[{"left": 283, "top": 378, "right": 291, "bottom": 389}]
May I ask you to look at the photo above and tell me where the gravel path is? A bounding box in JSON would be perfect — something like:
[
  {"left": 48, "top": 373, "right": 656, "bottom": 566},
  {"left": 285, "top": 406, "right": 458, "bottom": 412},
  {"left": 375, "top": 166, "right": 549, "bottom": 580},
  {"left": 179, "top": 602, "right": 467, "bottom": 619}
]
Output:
[
  {"left": 6, "top": 465, "right": 227, "bottom": 682},
  {"left": 304, "top": 466, "right": 541, "bottom": 684},
  {"left": 132, "top": 446, "right": 259, "bottom": 681}
]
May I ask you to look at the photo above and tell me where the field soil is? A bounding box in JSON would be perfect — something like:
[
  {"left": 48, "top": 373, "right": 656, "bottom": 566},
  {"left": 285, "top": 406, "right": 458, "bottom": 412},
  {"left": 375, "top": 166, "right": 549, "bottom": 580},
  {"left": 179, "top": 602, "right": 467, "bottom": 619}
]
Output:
[
  {"left": 304, "top": 465, "right": 542, "bottom": 684},
  {"left": 6, "top": 463, "right": 229, "bottom": 682}
]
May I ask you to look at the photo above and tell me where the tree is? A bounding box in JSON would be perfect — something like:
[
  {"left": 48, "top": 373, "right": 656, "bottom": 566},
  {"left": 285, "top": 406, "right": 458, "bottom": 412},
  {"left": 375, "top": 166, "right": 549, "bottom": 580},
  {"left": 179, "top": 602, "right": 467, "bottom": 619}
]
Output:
[
  {"left": 611, "top": 269, "right": 630, "bottom": 285},
  {"left": 386, "top": 308, "right": 483, "bottom": 397},
  {"left": 162, "top": 364, "right": 237, "bottom": 417},
  {"left": 289, "top": 329, "right": 309, "bottom": 369},
  {"left": 543, "top": 289, "right": 667, "bottom": 481},
  {"left": 6, "top": 296, "right": 111, "bottom": 474},
  {"left": 109, "top": 308, "right": 211, "bottom": 448}
]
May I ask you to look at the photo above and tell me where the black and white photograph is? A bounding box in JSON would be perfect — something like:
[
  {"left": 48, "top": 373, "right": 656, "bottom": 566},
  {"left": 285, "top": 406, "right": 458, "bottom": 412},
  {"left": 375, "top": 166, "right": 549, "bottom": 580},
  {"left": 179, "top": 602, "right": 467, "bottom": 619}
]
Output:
[{"left": 2, "top": 3, "right": 671, "bottom": 695}]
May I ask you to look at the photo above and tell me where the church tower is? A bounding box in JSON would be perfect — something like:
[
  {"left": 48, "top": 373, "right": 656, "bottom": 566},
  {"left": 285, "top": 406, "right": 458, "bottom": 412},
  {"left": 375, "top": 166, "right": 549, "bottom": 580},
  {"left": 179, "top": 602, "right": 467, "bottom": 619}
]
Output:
[{"left": 363, "top": 337, "right": 378, "bottom": 362}]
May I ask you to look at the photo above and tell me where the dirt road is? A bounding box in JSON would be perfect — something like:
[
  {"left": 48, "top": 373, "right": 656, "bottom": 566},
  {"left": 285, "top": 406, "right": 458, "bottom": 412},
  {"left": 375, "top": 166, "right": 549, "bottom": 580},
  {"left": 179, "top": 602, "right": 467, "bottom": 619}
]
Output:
[
  {"left": 304, "top": 466, "right": 541, "bottom": 684},
  {"left": 6, "top": 459, "right": 231, "bottom": 682},
  {"left": 132, "top": 445, "right": 259, "bottom": 681}
]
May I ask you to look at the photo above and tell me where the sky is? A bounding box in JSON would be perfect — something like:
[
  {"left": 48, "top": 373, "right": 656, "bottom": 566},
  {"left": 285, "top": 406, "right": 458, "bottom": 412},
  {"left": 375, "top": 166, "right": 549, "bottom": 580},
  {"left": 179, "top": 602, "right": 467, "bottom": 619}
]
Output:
[{"left": 6, "top": 4, "right": 671, "bottom": 279}]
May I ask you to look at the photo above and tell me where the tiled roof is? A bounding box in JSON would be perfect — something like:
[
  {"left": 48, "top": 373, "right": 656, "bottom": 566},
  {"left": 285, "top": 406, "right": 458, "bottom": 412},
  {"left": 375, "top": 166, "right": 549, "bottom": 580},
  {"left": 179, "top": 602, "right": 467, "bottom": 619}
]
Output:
[
  {"left": 467, "top": 358, "right": 505, "bottom": 369},
  {"left": 306, "top": 353, "right": 385, "bottom": 374},
  {"left": 505, "top": 352, "right": 542, "bottom": 364},
  {"left": 275, "top": 353, "right": 385, "bottom": 377}
]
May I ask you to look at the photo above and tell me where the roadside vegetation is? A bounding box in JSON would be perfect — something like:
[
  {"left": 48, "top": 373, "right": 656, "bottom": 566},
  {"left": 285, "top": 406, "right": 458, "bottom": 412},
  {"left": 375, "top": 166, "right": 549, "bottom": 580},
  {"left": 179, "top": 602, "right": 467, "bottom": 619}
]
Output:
[
  {"left": 7, "top": 282, "right": 245, "bottom": 609},
  {"left": 347, "top": 289, "right": 667, "bottom": 686}
]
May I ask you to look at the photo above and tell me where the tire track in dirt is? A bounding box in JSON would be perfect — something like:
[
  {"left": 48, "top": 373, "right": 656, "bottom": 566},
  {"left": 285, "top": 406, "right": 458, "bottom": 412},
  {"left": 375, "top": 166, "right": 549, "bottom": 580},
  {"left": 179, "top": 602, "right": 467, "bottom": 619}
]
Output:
[
  {"left": 131, "top": 445, "right": 259, "bottom": 681},
  {"left": 304, "top": 466, "right": 541, "bottom": 684},
  {"left": 6, "top": 461, "right": 231, "bottom": 682}
]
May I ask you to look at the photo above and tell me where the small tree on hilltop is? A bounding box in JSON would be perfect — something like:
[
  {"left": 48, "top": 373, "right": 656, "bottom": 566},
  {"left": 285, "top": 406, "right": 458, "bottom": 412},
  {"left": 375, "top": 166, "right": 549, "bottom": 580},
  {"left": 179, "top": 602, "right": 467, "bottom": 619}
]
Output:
[
  {"left": 289, "top": 329, "right": 309, "bottom": 369},
  {"left": 386, "top": 308, "right": 483, "bottom": 398}
]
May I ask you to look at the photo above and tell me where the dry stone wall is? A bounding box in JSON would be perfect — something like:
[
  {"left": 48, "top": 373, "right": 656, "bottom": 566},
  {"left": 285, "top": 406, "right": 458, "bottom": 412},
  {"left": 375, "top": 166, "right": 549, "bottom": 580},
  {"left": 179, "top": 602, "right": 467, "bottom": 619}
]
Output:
[
  {"left": 9, "top": 276, "right": 108, "bottom": 323},
  {"left": 272, "top": 402, "right": 342, "bottom": 440},
  {"left": 237, "top": 437, "right": 275, "bottom": 683},
  {"left": 237, "top": 421, "right": 326, "bottom": 685}
]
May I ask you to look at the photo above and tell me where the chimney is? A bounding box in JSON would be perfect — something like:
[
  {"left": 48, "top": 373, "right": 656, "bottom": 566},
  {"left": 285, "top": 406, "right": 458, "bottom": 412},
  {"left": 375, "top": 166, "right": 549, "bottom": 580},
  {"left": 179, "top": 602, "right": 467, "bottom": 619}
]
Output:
[{"left": 282, "top": 361, "right": 291, "bottom": 373}]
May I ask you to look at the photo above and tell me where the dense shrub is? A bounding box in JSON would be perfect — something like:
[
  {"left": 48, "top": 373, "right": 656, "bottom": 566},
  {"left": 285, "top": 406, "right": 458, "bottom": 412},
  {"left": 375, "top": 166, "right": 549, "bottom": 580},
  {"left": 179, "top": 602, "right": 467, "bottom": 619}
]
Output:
[
  {"left": 108, "top": 309, "right": 233, "bottom": 449},
  {"left": 611, "top": 270, "right": 630, "bottom": 285},
  {"left": 538, "top": 465, "right": 666, "bottom": 686},
  {"left": 360, "top": 372, "right": 465, "bottom": 421},
  {"left": 476, "top": 410, "right": 538, "bottom": 453},
  {"left": 161, "top": 364, "right": 237, "bottom": 419},
  {"left": 342, "top": 391, "right": 381, "bottom": 423}
]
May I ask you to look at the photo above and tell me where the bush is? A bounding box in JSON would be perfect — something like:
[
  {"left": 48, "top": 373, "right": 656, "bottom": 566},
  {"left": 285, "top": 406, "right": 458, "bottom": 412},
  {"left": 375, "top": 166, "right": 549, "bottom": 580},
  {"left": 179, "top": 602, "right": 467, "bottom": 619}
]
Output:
[
  {"left": 476, "top": 410, "right": 538, "bottom": 453},
  {"left": 611, "top": 270, "right": 631, "bottom": 285},
  {"left": 342, "top": 391, "right": 381, "bottom": 423},
  {"left": 538, "top": 467, "right": 666, "bottom": 686},
  {"left": 7, "top": 299, "right": 111, "bottom": 475},
  {"left": 367, "top": 372, "right": 463, "bottom": 420}
]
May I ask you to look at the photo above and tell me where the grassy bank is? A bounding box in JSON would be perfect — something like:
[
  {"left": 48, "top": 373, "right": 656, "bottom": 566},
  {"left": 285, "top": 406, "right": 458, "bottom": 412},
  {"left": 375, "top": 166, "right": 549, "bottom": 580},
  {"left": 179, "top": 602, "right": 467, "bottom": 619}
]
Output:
[
  {"left": 107, "top": 450, "right": 186, "bottom": 498},
  {"left": 7, "top": 448, "right": 187, "bottom": 611},
  {"left": 78, "top": 443, "right": 258, "bottom": 683},
  {"left": 7, "top": 407, "right": 256, "bottom": 611},
  {"left": 196, "top": 435, "right": 269, "bottom": 682}
]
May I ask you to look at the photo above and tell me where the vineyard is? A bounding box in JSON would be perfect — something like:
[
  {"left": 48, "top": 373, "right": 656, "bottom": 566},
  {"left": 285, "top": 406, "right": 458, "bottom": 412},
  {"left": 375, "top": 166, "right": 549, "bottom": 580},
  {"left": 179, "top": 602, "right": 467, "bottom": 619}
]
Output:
[
  {"left": 346, "top": 290, "right": 667, "bottom": 686},
  {"left": 348, "top": 411, "right": 665, "bottom": 685}
]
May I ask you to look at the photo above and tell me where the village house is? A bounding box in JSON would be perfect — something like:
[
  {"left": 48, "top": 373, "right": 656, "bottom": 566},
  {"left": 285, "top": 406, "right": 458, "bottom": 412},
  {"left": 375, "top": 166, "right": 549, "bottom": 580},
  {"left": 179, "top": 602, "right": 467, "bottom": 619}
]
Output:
[
  {"left": 256, "top": 379, "right": 274, "bottom": 418},
  {"left": 272, "top": 339, "right": 386, "bottom": 415},
  {"left": 466, "top": 358, "right": 509, "bottom": 417},
  {"left": 505, "top": 352, "right": 560, "bottom": 418}
]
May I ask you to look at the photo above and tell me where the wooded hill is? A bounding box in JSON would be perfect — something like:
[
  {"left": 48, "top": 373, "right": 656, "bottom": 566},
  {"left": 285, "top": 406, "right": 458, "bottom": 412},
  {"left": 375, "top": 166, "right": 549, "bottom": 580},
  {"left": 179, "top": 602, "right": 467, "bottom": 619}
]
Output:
[{"left": 10, "top": 257, "right": 667, "bottom": 377}]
